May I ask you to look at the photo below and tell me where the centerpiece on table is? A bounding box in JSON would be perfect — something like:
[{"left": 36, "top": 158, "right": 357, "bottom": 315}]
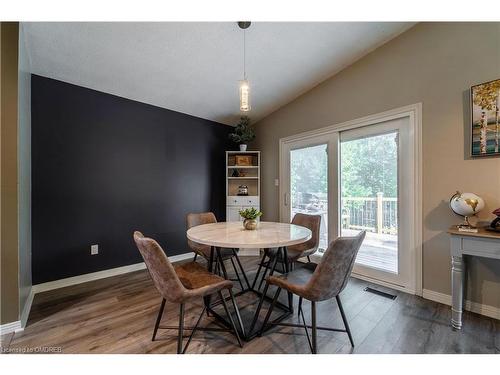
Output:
[{"left": 239, "top": 207, "right": 262, "bottom": 230}]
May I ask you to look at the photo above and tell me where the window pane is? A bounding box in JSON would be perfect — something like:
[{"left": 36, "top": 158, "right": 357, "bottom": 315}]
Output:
[
  {"left": 290, "top": 144, "right": 328, "bottom": 251},
  {"left": 340, "top": 132, "right": 398, "bottom": 273}
]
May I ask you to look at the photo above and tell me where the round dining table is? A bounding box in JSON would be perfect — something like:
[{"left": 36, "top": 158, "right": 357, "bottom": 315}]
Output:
[{"left": 186, "top": 221, "right": 312, "bottom": 340}]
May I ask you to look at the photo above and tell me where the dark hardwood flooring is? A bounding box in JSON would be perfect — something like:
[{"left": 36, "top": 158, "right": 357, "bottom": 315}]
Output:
[{"left": 1, "top": 256, "right": 499, "bottom": 354}]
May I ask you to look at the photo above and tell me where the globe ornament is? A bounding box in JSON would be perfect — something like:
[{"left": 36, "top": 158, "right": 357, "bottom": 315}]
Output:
[{"left": 449, "top": 191, "right": 485, "bottom": 229}]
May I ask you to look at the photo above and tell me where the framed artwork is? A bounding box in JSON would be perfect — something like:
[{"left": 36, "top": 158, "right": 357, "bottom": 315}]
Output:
[{"left": 471, "top": 78, "right": 500, "bottom": 157}]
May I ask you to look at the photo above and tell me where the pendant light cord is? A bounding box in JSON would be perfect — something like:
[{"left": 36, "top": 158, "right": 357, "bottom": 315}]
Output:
[{"left": 243, "top": 29, "right": 246, "bottom": 80}]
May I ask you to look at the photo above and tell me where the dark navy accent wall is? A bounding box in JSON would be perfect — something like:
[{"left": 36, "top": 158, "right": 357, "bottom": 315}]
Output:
[{"left": 31, "top": 75, "right": 231, "bottom": 284}]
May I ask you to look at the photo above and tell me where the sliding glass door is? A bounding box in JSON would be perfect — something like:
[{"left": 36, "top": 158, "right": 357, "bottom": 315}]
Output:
[
  {"left": 280, "top": 112, "right": 417, "bottom": 292},
  {"left": 281, "top": 134, "right": 338, "bottom": 253},
  {"left": 339, "top": 120, "right": 407, "bottom": 286}
]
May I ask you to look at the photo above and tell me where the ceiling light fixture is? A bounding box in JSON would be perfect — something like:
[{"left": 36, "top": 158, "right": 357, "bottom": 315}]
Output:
[{"left": 238, "top": 21, "right": 251, "bottom": 112}]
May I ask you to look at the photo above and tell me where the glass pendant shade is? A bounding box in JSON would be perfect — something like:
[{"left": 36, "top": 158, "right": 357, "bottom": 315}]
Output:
[{"left": 239, "top": 79, "right": 251, "bottom": 112}]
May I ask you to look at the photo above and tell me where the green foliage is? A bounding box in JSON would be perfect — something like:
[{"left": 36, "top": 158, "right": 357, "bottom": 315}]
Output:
[
  {"left": 229, "top": 116, "right": 255, "bottom": 144},
  {"left": 239, "top": 207, "right": 263, "bottom": 220},
  {"left": 290, "top": 132, "right": 397, "bottom": 200},
  {"left": 290, "top": 144, "right": 328, "bottom": 198},
  {"left": 340, "top": 132, "right": 398, "bottom": 198}
]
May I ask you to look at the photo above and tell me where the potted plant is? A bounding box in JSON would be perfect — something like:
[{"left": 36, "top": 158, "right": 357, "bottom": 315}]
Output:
[
  {"left": 229, "top": 116, "right": 255, "bottom": 151},
  {"left": 239, "top": 207, "right": 262, "bottom": 230}
]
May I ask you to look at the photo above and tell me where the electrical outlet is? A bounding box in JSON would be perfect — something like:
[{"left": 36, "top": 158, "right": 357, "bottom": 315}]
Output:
[{"left": 91, "top": 244, "right": 99, "bottom": 255}]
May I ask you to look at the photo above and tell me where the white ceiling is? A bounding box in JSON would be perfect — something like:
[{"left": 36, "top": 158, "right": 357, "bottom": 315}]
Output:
[{"left": 21, "top": 22, "right": 415, "bottom": 125}]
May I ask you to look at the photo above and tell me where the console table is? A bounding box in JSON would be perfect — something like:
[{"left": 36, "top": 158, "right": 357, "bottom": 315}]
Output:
[{"left": 448, "top": 227, "right": 500, "bottom": 330}]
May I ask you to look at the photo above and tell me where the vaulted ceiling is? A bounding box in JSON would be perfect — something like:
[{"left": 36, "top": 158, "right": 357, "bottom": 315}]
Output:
[{"left": 22, "top": 22, "right": 415, "bottom": 125}]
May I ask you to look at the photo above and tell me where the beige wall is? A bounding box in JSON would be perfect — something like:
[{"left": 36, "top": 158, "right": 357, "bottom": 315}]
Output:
[
  {"left": 1, "top": 22, "right": 20, "bottom": 324},
  {"left": 254, "top": 23, "right": 500, "bottom": 308}
]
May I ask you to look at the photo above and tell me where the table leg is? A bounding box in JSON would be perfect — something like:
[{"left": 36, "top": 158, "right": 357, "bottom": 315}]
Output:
[
  {"left": 282, "top": 246, "right": 294, "bottom": 313},
  {"left": 451, "top": 255, "right": 465, "bottom": 330}
]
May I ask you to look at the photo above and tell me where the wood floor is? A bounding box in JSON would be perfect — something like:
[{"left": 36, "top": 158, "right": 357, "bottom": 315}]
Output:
[{"left": 1, "top": 256, "right": 499, "bottom": 354}]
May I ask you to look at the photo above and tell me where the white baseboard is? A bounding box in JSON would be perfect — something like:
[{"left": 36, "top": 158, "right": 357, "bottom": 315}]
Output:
[
  {"left": 32, "top": 252, "right": 193, "bottom": 294},
  {"left": 2, "top": 252, "right": 194, "bottom": 335},
  {"left": 422, "top": 289, "right": 500, "bottom": 320},
  {"left": 0, "top": 320, "right": 22, "bottom": 335},
  {"left": 20, "top": 288, "right": 34, "bottom": 328}
]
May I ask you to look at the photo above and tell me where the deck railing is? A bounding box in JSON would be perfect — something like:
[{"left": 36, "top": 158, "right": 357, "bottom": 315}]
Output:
[
  {"left": 292, "top": 192, "right": 398, "bottom": 235},
  {"left": 341, "top": 193, "right": 397, "bottom": 235}
]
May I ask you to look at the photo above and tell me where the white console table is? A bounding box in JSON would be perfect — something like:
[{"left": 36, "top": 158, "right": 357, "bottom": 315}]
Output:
[{"left": 448, "top": 227, "right": 500, "bottom": 329}]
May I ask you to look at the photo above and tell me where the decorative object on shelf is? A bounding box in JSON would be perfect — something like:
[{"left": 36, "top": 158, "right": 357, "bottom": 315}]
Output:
[
  {"left": 237, "top": 21, "right": 251, "bottom": 112},
  {"left": 238, "top": 170, "right": 246, "bottom": 177},
  {"left": 487, "top": 208, "right": 500, "bottom": 232},
  {"left": 235, "top": 153, "right": 253, "bottom": 166},
  {"left": 231, "top": 169, "right": 240, "bottom": 177},
  {"left": 449, "top": 191, "right": 485, "bottom": 232},
  {"left": 471, "top": 78, "right": 500, "bottom": 157},
  {"left": 239, "top": 207, "right": 262, "bottom": 230},
  {"left": 237, "top": 185, "right": 249, "bottom": 196},
  {"left": 229, "top": 116, "right": 255, "bottom": 152}
]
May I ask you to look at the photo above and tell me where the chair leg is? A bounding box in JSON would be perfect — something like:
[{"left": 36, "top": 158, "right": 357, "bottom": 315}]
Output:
[
  {"left": 307, "top": 255, "right": 311, "bottom": 263},
  {"left": 152, "top": 298, "right": 166, "bottom": 341},
  {"left": 233, "top": 249, "right": 251, "bottom": 290},
  {"left": 336, "top": 295, "right": 354, "bottom": 347},
  {"left": 218, "top": 291, "right": 243, "bottom": 348},
  {"left": 193, "top": 253, "right": 198, "bottom": 262},
  {"left": 259, "top": 287, "right": 281, "bottom": 336},
  {"left": 299, "top": 298, "right": 313, "bottom": 353},
  {"left": 298, "top": 296, "right": 303, "bottom": 318},
  {"left": 177, "top": 303, "right": 185, "bottom": 354},
  {"left": 182, "top": 306, "right": 206, "bottom": 354},
  {"left": 311, "top": 301, "right": 317, "bottom": 354},
  {"left": 229, "top": 288, "right": 246, "bottom": 338}
]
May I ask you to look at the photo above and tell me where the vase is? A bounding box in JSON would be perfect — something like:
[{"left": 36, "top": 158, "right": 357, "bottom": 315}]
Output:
[
  {"left": 239, "top": 144, "right": 247, "bottom": 151},
  {"left": 243, "top": 219, "right": 258, "bottom": 230}
]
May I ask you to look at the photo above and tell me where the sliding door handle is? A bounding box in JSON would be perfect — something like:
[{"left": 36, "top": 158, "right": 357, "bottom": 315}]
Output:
[{"left": 284, "top": 193, "right": 288, "bottom": 206}]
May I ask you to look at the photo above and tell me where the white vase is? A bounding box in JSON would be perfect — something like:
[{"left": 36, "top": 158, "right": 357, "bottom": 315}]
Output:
[{"left": 239, "top": 144, "right": 248, "bottom": 151}]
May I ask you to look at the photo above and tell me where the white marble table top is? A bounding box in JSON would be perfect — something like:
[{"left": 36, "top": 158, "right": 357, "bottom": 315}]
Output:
[{"left": 186, "top": 221, "right": 312, "bottom": 249}]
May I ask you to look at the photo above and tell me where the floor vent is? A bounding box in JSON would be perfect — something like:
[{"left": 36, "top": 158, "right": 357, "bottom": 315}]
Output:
[{"left": 364, "top": 287, "right": 397, "bottom": 300}]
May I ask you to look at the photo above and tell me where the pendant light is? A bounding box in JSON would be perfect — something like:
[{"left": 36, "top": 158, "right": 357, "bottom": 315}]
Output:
[{"left": 238, "top": 21, "right": 251, "bottom": 112}]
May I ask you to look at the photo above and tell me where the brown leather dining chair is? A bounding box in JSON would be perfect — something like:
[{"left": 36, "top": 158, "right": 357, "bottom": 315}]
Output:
[
  {"left": 133, "top": 231, "right": 244, "bottom": 354},
  {"left": 187, "top": 212, "right": 250, "bottom": 290},
  {"left": 258, "top": 231, "right": 366, "bottom": 354},
  {"left": 252, "top": 213, "right": 321, "bottom": 291}
]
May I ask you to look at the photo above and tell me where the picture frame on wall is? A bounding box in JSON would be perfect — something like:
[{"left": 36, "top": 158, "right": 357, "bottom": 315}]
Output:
[{"left": 470, "top": 78, "right": 500, "bottom": 157}]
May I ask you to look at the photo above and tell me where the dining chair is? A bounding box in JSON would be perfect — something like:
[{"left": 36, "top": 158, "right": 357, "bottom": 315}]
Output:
[
  {"left": 257, "top": 231, "right": 366, "bottom": 354},
  {"left": 187, "top": 212, "right": 250, "bottom": 290},
  {"left": 252, "top": 213, "right": 321, "bottom": 291},
  {"left": 133, "top": 231, "right": 244, "bottom": 354}
]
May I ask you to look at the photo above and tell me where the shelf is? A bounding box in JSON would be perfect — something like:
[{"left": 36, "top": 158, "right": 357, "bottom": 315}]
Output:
[
  {"left": 228, "top": 165, "right": 259, "bottom": 169},
  {"left": 227, "top": 177, "right": 259, "bottom": 179}
]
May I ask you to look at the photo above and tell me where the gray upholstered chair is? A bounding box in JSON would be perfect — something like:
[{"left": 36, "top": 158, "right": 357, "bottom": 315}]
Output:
[
  {"left": 257, "top": 231, "right": 366, "bottom": 354},
  {"left": 133, "top": 231, "right": 244, "bottom": 353},
  {"left": 252, "top": 213, "right": 321, "bottom": 291},
  {"left": 187, "top": 212, "right": 250, "bottom": 290}
]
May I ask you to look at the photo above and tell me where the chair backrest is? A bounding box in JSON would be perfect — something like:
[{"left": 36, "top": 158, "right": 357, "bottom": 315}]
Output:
[
  {"left": 186, "top": 212, "right": 217, "bottom": 256},
  {"left": 289, "top": 213, "right": 321, "bottom": 254},
  {"left": 133, "top": 231, "right": 186, "bottom": 303},
  {"left": 304, "top": 231, "right": 366, "bottom": 301}
]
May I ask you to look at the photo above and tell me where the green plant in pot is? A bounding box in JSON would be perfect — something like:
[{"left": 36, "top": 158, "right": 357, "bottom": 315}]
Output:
[
  {"left": 239, "top": 207, "right": 262, "bottom": 230},
  {"left": 229, "top": 116, "right": 255, "bottom": 151}
]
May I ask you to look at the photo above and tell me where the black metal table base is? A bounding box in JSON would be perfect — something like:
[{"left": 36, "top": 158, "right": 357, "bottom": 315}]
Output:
[{"left": 205, "top": 246, "right": 294, "bottom": 342}]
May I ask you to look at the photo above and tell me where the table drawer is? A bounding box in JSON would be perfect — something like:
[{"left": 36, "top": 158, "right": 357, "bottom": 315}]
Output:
[{"left": 462, "top": 237, "right": 500, "bottom": 258}]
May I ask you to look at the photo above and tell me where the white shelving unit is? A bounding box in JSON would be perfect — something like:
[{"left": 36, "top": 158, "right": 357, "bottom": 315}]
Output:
[{"left": 226, "top": 151, "right": 260, "bottom": 223}]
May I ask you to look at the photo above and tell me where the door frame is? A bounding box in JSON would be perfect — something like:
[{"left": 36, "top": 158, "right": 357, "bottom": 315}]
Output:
[{"left": 279, "top": 103, "right": 422, "bottom": 296}]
